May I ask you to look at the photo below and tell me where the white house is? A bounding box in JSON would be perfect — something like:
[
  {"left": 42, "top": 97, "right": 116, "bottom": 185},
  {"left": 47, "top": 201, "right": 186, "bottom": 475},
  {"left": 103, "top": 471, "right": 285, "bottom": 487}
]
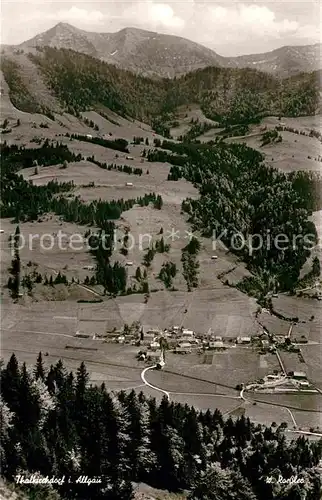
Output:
[
  {"left": 86, "top": 134, "right": 93, "bottom": 139},
  {"left": 292, "top": 371, "right": 307, "bottom": 380}
]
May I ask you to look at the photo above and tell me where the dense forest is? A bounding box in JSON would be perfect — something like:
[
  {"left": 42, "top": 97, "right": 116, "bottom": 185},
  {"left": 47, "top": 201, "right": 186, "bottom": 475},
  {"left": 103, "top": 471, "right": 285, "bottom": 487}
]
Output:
[
  {"left": 2, "top": 47, "right": 320, "bottom": 124},
  {"left": 150, "top": 139, "right": 318, "bottom": 294},
  {"left": 0, "top": 57, "right": 56, "bottom": 118},
  {"left": 1, "top": 354, "right": 321, "bottom": 500}
]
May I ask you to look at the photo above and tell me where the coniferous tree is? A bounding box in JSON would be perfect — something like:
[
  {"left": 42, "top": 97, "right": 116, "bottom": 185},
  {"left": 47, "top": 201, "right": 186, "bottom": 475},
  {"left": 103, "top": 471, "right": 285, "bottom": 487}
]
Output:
[
  {"left": 9, "top": 226, "right": 21, "bottom": 299},
  {"left": 1, "top": 354, "right": 322, "bottom": 499},
  {"left": 34, "top": 352, "right": 45, "bottom": 381}
]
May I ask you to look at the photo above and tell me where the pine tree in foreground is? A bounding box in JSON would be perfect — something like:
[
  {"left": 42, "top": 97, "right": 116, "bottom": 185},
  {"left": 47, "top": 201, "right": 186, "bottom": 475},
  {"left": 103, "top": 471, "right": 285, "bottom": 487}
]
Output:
[{"left": 0, "top": 355, "right": 321, "bottom": 500}]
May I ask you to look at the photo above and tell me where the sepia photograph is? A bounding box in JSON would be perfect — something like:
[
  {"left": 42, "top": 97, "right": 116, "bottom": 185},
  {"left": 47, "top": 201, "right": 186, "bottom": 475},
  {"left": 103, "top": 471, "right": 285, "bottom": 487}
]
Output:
[{"left": 0, "top": 0, "right": 321, "bottom": 498}]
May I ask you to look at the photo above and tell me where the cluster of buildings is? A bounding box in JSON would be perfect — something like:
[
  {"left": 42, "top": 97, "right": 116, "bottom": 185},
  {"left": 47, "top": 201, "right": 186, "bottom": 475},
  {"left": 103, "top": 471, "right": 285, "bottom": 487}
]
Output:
[
  {"left": 128, "top": 326, "right": 255, "bottom": 361},
  {"left": 247, "top": 370, "right": 313, "bottom": 393}
]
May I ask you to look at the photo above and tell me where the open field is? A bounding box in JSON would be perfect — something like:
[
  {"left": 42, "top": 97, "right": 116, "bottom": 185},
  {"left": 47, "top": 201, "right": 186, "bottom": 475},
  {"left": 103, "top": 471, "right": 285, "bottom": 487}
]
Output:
[
  {"left": 146, "top": 366, "right": 238, "bottom": 395},
  {"left": 1, "top": 285, "right": 259, "bottom": 342},
  {"left": 0, "top": 217, "right": 97, "bottom": 288},
  {"left": 251, "top": 393, "right": 322, "bottom": 429},
  {"left": 151, "top": 347, "right": 278, "bottom": 388},
  {"left": 226, "top": 130, "right": 321, "bottom": 173},
  {"left": 257, "top": 311, "right": 290, "bottom": 335},
  {"left": 195, "top": 113, "right": 322, "bottom": 173},
  {"left": 243, "top": 402, "right": 297, "bottom": 428},
  {"left": 279, "top": 351, "right": 307, "bottom": 374},
  {"left": 169, "top": 394, "right": 241, "bottom": 415},
  {"left": 272, "top": 295, "right": 321, "bottom": 327},
  {"left": 253, "top": 392, "right": 322, "bottom": 412}
]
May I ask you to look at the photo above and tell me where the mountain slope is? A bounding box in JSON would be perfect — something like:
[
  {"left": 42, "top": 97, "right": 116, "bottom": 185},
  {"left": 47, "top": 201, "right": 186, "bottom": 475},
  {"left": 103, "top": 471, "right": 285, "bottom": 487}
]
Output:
[
  {"left": 1, "top": 47, "right": 320, "bottom": 125},
  {"left": 15, "top": 23, "right": 227, "bottom": 78},
  {"left": 3, "top": 22, "right": 321, "bottom": 79},
  {"left": 229, "top": 43, "right": 322, "bottom": 79}
]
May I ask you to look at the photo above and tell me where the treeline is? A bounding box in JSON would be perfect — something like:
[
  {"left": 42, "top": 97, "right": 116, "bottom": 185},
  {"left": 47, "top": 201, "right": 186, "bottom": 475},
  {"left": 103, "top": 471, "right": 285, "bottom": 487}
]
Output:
[
  {"left": 0, "top": 140, "right": 81, "bottom": 172},
  {"left": 147, "top": 149, "right": 187, "bottom": 166},
  {"left": 1, "top": 354, "right": 322, "bottom": 500},
  {"left": 66, "top": 133, "right": 129, "bottom": 153},
  {"left": 1, "top": 172, "right": 74, "bottom": 222},
  {"left": 51, "top": 193, "right": 161, "bottom": 228},
  {"left": 87, "top": 229, "right": 126, "bottom": 295},
  {"left": 167, "top": 165, "right": 183, "bottom": 181},
  {"left": 218, "top": 123, "right": 250, "bottom": 138},
  {"left": 10, "top": 271, "right": 69, "bottom": 295},
  {"left": 82, "top": 117, "right": 99, "bottom": 130},
  {"left": 275, "top": 125, "right": 322, "bottom": 143},
  {"left": 87, "top": 156, "right": 143, "bottom": 176},
  {"left": 158, "top": 261, "right": 177, "bottom": 288},
  {"left": 1, "top": 56, "right": 56, "bottom": 119},
  {"left": 181, "top": 237, "right": 200, "bottom": 291}
]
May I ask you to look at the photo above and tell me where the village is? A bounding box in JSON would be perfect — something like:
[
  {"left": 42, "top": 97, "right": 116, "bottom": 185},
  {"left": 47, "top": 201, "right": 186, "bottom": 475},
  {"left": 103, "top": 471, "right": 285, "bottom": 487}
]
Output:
[{"left": 77, "top": 320, "right": 318, "bottom": 395}]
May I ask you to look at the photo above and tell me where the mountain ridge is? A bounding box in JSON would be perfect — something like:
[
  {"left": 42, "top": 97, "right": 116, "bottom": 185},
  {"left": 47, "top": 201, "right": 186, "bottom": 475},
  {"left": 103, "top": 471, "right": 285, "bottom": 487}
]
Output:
[
  {"left": 1, "top": 45, "right": 319, "bottom": 126},
  {"left": 2, "top": 22, "right": 321, "bottom": 79}
]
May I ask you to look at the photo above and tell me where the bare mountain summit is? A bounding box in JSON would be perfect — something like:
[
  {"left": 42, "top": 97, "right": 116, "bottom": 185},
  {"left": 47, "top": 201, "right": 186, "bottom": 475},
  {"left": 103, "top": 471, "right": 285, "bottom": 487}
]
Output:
[
  {"left": 14, "top": 22, "right": 226, "bottom": 78},
  {"left": 3, "top": 22, "right": 322, "bottom": 79}
]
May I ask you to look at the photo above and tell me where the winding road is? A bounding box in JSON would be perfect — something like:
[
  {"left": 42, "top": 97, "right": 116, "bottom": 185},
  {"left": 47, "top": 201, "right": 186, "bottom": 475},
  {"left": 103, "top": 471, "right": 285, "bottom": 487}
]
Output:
[
  {"left": 141, "top": 365, "right": 170, "bottom": 401},
  {"left": 140, "top": 366, "right": 321, "bottom": 433}
]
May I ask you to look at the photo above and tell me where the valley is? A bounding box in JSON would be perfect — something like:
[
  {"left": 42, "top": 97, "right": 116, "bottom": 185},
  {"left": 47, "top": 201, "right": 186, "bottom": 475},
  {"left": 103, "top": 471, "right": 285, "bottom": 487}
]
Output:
[{"left": 1, "top": 71, "right": 321, "bottom": 431}]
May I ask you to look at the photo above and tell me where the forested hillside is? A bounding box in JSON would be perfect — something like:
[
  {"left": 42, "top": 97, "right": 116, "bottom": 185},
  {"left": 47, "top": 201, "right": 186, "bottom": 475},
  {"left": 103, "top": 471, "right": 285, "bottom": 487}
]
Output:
[
  {"left": 1, "top": 353, "right": 322, "bottom": 500},
  {"left": 1, "top": 47, "right": 320, "bottom": 124},
  {"left": 1, "top": 133, "right": 319, "bottom": 297},
  {"left": 150, "top": 140, "right": 319, "bottom": 293}
]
